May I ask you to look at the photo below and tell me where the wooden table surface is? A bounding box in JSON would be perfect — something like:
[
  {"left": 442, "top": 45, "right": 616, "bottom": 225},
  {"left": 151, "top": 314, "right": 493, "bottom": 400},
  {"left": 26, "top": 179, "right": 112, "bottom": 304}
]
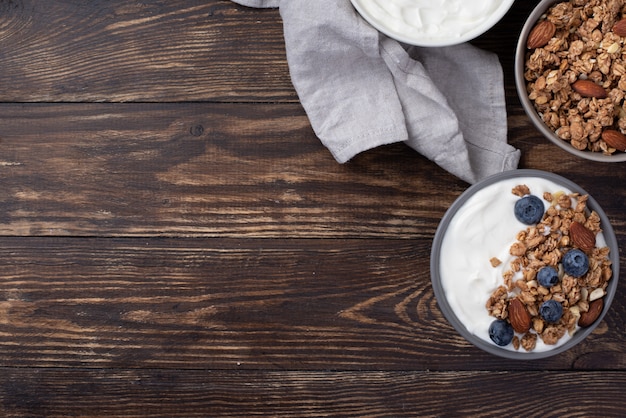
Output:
[{"left": 0, "top": 0, "right": 625, "bottom": 416}]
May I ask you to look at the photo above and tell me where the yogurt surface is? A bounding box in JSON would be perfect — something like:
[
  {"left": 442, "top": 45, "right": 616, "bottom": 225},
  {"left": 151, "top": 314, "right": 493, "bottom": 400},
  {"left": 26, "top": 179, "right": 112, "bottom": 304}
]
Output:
[
  {"left": 438, "top": 176, "right": 606, "bottom": 353},
  {"left": 351, "top": 0, "right": 513, "bottom": 46}
]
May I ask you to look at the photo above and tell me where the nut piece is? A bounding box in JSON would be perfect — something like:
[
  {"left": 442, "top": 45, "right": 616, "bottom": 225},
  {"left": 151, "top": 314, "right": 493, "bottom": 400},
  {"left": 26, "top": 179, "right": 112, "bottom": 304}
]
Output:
[
  {"left": 602, "top": 129, "right": 626, "bottom": 151},
  {"left": 570, "top": 221, "right": 596, "bottom": 252},
  {"left": 578, "top": 298, "right": 604, "bottom": 327},
  {"left": 572, "top": 79, "right": 608, "bottom": 99},
  {"left": 490, "top": 257, "right": 502, "bottom": 267},
  {"left": 613, "top": 18, "right": 626, "bottom": 37},
  {"left": 527, "top": 20, "right": 556, "bottom": 49},
  {"left": 589, "top": 288, "right": 606, "bottom": 302},
  {"left": 508, "top": 298, "right": 532, "bottom": 333}
]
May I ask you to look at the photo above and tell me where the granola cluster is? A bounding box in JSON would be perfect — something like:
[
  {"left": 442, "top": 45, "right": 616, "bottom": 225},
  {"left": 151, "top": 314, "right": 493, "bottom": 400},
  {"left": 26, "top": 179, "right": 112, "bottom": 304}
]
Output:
[
  {"left": 486, "top": 184, "right": 612, "bottom": 351},
  {"left": 524, "top": 0, "right": 626, "bottom": 153}
]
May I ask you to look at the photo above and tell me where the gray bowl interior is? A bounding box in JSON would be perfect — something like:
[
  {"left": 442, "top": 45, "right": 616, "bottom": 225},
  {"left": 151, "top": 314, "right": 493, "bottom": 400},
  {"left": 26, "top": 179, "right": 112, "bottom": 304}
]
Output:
[
  {"left": 430, "top": 169, "right": 620, "bottom": 359},
  {"left": 514, "top": 0, "right": 626, "bottom": 162}
]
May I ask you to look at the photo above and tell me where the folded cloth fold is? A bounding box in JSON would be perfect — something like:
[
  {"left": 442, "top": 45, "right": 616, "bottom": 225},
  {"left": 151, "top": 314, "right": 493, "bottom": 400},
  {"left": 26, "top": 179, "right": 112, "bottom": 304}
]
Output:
[{"left": 230, "top": 0, "right": 520, "bottom": 184}]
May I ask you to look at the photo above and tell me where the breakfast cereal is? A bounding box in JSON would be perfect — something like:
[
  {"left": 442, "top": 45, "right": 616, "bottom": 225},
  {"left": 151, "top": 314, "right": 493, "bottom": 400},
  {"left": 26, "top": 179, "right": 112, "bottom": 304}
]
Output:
[
  {"left": 524, "top": 0, "right": 626, "bottom": 154},
  {"left": 485, "top": 184, "right": 612, "bottom": 351}
]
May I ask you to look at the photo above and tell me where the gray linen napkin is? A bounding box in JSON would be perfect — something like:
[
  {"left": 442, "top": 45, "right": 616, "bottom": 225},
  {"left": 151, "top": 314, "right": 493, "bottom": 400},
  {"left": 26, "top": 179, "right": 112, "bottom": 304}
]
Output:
[{"left": 230, "top": 0, "right": 520, "bottom": 184}]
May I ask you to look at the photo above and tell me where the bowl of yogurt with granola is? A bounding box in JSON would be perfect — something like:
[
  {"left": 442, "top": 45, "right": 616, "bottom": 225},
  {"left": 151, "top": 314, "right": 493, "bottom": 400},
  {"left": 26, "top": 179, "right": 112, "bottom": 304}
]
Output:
[
  {"left": 430, "top": 169, "right": 619, "bottom": 359},
  {"left": 350, "top": 0, "right": 514, "bottom": 47}
]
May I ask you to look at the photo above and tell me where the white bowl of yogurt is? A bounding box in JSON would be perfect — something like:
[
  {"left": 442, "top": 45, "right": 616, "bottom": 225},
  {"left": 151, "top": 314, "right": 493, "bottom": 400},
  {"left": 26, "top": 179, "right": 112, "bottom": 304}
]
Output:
[
  {"left": 350, "top": 0, "right": 515, "bottom": 47},
  {"left": 430, "top": 169, "right": 619, "bottom": 359}
]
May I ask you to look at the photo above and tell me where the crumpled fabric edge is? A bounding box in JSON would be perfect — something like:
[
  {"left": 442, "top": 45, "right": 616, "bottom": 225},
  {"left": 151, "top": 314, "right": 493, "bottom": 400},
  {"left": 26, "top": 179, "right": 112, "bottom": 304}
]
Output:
[
  {"left": 378, "top": 36, "right": 478, "bottom": 183},
  {"left": 279, "top": 2, "right": 411, "bottom": 164},
  {"left": 229, "top": 0, "right": 279, "bottom": 8}
]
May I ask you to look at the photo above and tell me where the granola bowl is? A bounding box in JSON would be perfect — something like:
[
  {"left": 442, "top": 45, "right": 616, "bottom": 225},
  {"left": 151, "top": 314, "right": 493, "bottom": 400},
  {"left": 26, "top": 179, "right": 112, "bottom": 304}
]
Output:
[
  {"left": 430, "top": 169, "right": 619, "bottom": 359},
  {"left": 515, "top": 0, "right": 626, "bottom": 162}
]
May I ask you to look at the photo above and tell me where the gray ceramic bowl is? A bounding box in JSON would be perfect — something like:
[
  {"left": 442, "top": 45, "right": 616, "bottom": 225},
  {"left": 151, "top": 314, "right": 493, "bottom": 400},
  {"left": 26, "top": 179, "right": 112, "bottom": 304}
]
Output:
[
  {"left": 430, "top": 169, "right": 619, "bottom": 359},
  {"left": 515, "top": 0, "right": 626, "bottom": 162}
]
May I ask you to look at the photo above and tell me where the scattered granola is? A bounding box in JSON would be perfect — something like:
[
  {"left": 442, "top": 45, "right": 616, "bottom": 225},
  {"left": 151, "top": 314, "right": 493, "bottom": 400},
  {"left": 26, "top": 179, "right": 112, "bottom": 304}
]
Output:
[
  {"left": 524, "top": 0, "right": 626, "bottom": 154},
  {"left": 486, "top": 184, "right": 613, "bottom": 351}
]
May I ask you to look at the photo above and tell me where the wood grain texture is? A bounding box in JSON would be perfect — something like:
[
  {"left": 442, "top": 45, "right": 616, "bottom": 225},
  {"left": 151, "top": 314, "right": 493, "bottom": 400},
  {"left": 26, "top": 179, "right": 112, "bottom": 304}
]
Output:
[
  {"left": 0, "top": 102, "right": 467, "bottom": 237},
  {"left": 0, "top": 103, "right": 624, "bottom": 240},
  {"left": 0, "top": 0, "right": 293, "bottom": 102},
  {"left": 0, "top": 237, "right": 623, "bottom": 371},
  {"left": 2, "top": 369, "right": 626, "bottom": 417}
]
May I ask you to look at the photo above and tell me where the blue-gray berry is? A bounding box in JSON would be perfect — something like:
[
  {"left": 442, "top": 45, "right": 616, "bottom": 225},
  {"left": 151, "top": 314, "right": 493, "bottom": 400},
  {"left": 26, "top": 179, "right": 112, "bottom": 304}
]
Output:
[
  {"left": 537, "top": 266, "right": 559, "bottom": 288},
  {"left": 514, "top": 195, "right": 545, "bottom": 225},
  {"left": 562, "top": 249, "right": 589, "bottom": 277},
  {"left": 539, "top": 300, "right": 563, "bottom": 323},
  {"left": 489, "top": 319, "right": 514, "bottom": 346}
]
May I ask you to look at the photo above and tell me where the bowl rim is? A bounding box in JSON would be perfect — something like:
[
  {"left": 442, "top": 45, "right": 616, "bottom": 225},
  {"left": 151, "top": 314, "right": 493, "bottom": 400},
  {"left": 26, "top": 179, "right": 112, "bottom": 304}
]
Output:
[
  {"left": 350, "top": 0, "right": 515, "bottom": 47},
  {"left": 514, "top": 0, "right": 626, "bottom": 162},
  {"left": 430, "top": 169, "right": 620, "bottom": 359}
]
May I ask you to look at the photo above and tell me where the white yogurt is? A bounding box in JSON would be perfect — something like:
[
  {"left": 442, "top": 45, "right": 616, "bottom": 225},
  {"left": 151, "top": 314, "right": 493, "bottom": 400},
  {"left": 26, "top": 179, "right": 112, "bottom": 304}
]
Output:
[
  {"left": 352, "top": 0, "right": 512, "bottom": 46},
  {"left": 439, "top": 177, "right": 606, "bottom": 352}
]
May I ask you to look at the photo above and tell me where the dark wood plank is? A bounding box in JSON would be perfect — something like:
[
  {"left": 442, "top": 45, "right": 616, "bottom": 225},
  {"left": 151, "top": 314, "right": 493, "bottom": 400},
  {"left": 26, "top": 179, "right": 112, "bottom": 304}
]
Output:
[
  {"left": 0, "top": 102, "right": 466, "bottom": 238},
  {"left": 0, "top": 103, "right": 624, "bottom": 240},
  {"left": 0, "top": 237, "right": 623, "bottom": 371},
  {"left": 2, "top": 368, "right": 626, "bottom": 417},
  {"left": 0, "top": 0, "right": 294, "bottom": 103}
]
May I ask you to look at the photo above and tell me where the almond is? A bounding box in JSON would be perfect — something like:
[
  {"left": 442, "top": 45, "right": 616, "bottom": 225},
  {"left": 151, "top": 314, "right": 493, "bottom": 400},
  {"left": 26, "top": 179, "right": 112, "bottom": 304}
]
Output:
[
  {"left": 572, "top": 79, "right": 608, "bottom": 99},
  {"left": 527, "top": 20, "right": 556, "bottom": 49},
  {"left": 602, "top": 129, "right": 626, "bottom": 151},
  {"left": 570, "top": 221, "right": 596, "bottom": 252},
  {"left": 578, "top": 298, "right": 603, "bottom": 328},
  {"left": 508, "top": 298, "right": 531, "bottom": 333},
  {"left": 613, "top": 18, "right": 626, "bottom": 37}
]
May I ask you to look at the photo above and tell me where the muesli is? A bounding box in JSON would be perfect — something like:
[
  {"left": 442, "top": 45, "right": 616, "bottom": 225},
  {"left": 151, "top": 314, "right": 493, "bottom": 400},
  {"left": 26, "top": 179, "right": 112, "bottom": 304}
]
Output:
[
  {"left": 486, "top": 184, "right": 613, "bottom": 351},
  {"left": 524, "top": 0, "right": 626, "bottom": 153}
]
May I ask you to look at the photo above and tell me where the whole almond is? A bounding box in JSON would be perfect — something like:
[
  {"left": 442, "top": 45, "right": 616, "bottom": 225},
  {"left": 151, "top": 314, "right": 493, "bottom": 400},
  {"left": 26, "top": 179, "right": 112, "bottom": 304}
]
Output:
[
  {"left": 572, "top": 79, "right": 608, "bottom": 99},
  {"left": 508, "top": 298, "right": 531, "bottom": 333},
  {"left": 570, "top": 221, "right": 596, "bottom": 252},
  {"left": 527, "top": 20, "right": 556, "bottom": 49},
  {"left": 602, "top": 129, "right": 626, "bottom": 151},
  {"left": 578, "top": 298, "right": 603, "bottom": 327},
  {"left": 613, "top": 18, "right": 626, "bottom": 37}
]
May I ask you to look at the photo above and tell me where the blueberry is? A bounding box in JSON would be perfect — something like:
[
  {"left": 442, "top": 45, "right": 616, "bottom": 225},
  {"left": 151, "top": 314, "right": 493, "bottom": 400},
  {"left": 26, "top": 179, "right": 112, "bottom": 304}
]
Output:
[
  {"left": 489, "top": 319, "right": 514, "bottom": 346},
  {"left": 537, "top": 266, "right": 559, "bottom": 288},
  {"left": 562, "top": 249, "right": 589, "bottom": 277},
  {"left": 539, "top": 300, "right": 563, "bottom": 323},
  {"left": 514, "top": 195, "right": 545, "bottom": 225}
]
